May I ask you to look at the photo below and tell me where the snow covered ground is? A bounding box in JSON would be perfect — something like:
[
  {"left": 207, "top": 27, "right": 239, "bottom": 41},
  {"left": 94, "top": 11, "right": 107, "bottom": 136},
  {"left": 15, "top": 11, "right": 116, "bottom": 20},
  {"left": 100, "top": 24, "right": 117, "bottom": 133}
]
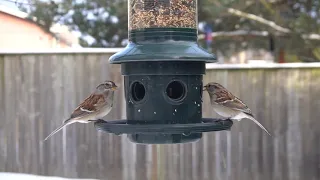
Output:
[{"left": 0, "top": 173, "right": 98, "bottom": 180}]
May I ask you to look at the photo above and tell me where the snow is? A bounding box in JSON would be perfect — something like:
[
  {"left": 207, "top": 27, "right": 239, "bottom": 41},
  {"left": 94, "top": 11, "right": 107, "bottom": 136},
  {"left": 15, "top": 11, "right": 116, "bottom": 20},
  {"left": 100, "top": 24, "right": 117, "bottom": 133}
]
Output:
[{"left": 0, "top": 173, "right": 98, "bottom": 180}]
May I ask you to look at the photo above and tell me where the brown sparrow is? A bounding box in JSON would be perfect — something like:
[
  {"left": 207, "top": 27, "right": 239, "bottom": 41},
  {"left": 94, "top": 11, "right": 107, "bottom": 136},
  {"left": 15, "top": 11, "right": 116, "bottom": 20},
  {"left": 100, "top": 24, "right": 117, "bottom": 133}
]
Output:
[
  {"left": 203, "top": 82, "right": 271, "bottom": 136},
  {"left": 44, "top": 80, "right": 118, "bottom": 141}
]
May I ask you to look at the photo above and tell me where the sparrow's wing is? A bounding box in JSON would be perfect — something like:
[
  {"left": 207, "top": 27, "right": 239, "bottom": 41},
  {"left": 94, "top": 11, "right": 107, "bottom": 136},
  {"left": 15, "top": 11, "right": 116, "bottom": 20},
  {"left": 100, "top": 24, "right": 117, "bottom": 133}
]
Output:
[
  {"left": 70, "top": 94, "right": 106, "bottom": 119},
  {"left": 215, "top": 90, "right": 253, "bottom": 115}
]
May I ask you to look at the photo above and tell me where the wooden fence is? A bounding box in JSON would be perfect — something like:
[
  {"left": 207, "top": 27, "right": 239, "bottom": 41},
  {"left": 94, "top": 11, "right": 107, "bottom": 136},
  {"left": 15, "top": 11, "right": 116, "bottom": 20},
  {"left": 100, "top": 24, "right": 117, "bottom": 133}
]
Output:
[{"left": 0, "top": 50, "right": 320, "bottom": 180}]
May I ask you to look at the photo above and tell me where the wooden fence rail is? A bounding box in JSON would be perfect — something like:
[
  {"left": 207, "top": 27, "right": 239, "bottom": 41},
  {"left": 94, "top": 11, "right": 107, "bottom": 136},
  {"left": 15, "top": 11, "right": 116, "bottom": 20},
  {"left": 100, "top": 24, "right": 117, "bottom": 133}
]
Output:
[{"left": 0, "top": 51, "right": 320, "bottom": 180}]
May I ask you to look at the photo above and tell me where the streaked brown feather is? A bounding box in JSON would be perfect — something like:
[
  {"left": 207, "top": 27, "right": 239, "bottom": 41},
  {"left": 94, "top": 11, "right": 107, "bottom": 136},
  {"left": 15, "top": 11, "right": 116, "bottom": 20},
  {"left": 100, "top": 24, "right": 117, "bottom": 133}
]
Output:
[
  {"left": 70, "top": 94, "right": 106, "bottom": 118},
  {"left": 214, "top": 89, "right": 233, "bottom": 103},
  {"left": 214, "top": 89, "right": 253, "bottom": 115}
]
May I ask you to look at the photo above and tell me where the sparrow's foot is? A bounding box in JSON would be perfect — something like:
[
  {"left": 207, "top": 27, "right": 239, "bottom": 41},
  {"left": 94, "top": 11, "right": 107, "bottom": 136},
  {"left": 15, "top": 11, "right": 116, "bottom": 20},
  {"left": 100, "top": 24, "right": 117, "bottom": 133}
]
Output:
[
  {"left": 214, "top": 118, "right": 232, "bottom": 125},
  {"left": 215, "top": 118, "right": 230, "bottom": 122},
  {"left": 91, "top": 119, "right": 106, "bottom": 123}
]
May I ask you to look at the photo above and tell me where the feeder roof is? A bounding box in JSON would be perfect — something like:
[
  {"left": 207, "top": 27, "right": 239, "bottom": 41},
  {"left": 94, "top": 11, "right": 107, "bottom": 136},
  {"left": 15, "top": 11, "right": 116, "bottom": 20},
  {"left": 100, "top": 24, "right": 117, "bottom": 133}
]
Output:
[{"left": 109, "top": 41, "right": 217, "bottom": 63}]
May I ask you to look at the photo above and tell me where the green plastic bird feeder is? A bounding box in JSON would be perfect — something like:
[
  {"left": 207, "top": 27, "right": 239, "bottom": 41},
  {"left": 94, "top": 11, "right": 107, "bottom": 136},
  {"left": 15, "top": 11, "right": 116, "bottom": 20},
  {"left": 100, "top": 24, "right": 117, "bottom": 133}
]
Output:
[{"left": 94, "top": 0, "right": 233, "bottom": 144}]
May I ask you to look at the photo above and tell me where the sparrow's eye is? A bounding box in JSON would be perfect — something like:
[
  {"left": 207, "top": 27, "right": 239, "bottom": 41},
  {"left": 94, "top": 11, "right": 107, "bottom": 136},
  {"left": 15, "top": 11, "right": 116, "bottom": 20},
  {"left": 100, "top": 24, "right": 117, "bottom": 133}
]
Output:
[{"left": 104, "top": 83, "right": 112, "bottom": 89}]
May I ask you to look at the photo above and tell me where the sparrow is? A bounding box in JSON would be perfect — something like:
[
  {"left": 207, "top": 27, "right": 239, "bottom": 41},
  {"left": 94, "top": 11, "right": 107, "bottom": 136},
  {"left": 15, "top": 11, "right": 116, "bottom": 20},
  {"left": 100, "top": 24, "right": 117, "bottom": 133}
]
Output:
[
  {"left": 203, "top": 82, "right": 271, "bottom": 136},
  {"left": 44, "top": 80, "right": 118, "bottom": 141}
]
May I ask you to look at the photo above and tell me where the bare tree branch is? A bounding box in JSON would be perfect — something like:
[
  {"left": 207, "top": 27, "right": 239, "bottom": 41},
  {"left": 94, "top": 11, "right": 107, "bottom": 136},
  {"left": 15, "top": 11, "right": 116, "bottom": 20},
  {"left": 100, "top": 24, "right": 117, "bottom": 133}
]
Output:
[
  {"left": 198, "top": 30, "right": 320, "bottom": 41},
  {"left": 301, "top": 34, "right": 320, "bottom": 40},
  {"left": 227, "top": 8, "right": 290, "bottom": 33},
  {"left": 210, "top": 0, "right": 320, "bottom": 40},
  {"left": 227, "top": 8, "right": 320, "bottom": 40},
  {"left": 198, "top": 30, "right": 269, "bottom": 39}
]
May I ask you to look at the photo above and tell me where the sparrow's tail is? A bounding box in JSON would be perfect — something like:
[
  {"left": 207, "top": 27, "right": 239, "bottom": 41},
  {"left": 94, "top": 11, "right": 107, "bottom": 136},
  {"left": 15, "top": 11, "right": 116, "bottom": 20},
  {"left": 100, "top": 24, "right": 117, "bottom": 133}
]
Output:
[
  {"left": 246, "top": 114, "right": 272, "bottom": 136},
  {"left": 43, "top": 119, "right": 75, "bottom": 141}
]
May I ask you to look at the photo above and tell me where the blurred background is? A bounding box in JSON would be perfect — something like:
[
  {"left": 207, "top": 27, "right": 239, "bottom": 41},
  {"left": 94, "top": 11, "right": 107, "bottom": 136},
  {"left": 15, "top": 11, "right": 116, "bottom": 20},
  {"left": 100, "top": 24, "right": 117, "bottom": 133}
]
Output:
[{"left": 0, "top": 0, "right": 319, "bottom": 179}]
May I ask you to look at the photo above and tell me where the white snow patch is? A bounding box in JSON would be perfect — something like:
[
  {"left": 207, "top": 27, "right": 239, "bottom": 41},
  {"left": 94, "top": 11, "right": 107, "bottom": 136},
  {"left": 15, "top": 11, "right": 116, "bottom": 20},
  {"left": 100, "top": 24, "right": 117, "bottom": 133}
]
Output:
[{"left": 0, "top": 173, "right": 98, "bottom": 180}]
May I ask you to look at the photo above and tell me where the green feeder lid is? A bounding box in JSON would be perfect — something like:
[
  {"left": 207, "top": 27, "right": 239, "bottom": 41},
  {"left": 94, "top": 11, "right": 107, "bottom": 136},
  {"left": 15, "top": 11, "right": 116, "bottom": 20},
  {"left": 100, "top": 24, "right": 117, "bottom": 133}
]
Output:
[{"left": 109, "top": 41, "right": 217, "bottom": 64}]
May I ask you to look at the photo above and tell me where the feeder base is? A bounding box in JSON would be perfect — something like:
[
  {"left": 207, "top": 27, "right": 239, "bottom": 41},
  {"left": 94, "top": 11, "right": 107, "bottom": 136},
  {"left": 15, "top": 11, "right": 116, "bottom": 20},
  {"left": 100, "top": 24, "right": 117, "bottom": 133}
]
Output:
[
  {"left": 127, "top": 133, "right": 202, "bottom": 144},
  {"left": 94, "top": 118, "right": 233, "bottom": 144}
]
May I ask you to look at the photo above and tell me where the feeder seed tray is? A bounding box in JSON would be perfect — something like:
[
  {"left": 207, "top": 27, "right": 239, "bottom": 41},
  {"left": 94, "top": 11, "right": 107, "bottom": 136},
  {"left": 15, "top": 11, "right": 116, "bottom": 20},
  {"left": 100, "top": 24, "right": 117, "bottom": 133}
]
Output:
[{"left": 95, "top": 118, "right": 233, "bottom": 144}]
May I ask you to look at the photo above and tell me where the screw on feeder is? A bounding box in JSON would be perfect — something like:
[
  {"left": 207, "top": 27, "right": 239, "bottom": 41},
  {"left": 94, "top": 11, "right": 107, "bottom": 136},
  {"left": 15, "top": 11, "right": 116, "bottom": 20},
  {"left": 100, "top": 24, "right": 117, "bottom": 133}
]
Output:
[
  {"left": 94, "top": 0, "right": 233, "bottom": 144},
  {"left": 183, "top": 132, "right": 192, "bottom": 136}
]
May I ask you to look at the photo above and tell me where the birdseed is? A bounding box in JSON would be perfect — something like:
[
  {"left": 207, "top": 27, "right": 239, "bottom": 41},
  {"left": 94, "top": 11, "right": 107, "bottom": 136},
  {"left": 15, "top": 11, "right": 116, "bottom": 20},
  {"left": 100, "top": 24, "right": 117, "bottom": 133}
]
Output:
[{"left": 129, "top": 0, "right": 197, "bottom": 30}]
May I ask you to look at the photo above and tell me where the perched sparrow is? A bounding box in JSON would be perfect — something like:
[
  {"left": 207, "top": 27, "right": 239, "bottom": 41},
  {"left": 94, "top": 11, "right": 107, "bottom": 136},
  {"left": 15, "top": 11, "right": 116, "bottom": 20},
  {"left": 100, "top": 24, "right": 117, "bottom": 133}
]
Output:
[
  {"left": 44, "top": 80, "right": 118, "bottom": 141},
  {"left": 203, "top": 82, "right": 271, "bottom": 136}
]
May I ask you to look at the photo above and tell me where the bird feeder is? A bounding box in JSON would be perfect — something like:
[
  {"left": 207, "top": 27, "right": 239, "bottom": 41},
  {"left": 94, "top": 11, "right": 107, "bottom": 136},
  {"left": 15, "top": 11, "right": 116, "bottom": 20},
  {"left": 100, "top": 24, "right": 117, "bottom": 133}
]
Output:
[{"left": 94, "top": 0, "right": 233, "bottom": 144}]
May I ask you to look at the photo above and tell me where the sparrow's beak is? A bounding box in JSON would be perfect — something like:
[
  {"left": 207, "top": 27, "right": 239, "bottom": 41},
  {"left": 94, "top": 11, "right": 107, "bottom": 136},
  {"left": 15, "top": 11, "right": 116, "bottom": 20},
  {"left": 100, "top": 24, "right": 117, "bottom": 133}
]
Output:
[
  {"left": 111, "top": 85, "right": 118, "bottom": 90},
  {"left": 203, "top": 86, "right": 207, "bottom": 91}
]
